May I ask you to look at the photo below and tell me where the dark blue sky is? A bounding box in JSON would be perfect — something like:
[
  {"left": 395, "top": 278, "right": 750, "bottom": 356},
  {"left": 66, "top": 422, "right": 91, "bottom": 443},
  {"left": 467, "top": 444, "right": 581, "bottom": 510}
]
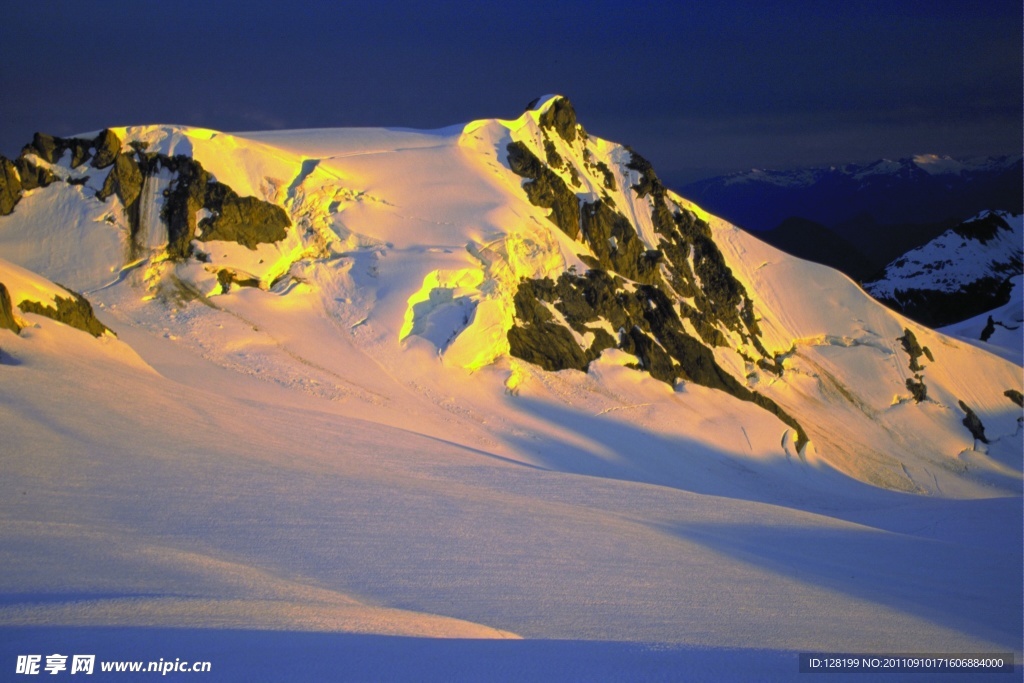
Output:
[{"left": 2, "top": 0, "right": 1020, "bottom": 184}]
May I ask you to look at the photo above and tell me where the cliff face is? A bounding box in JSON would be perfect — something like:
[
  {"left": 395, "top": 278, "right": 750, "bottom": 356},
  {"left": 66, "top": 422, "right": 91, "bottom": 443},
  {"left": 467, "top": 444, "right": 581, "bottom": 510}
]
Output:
[
  {"left": 503, "top": 98, "right": 806, "bottom": 446},
  {"left": 4, "top": 129, "right": 290, "bottom": 260}
]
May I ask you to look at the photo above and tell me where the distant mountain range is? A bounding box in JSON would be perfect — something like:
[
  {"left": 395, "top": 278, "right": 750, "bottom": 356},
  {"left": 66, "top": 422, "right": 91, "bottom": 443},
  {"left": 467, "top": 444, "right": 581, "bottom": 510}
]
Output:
[
  {"left": 681, "top": 154, "right": 1022, "bottom": 231},
  {"left": 678, "top": 155, "right": 1023, "bottom": 282}
]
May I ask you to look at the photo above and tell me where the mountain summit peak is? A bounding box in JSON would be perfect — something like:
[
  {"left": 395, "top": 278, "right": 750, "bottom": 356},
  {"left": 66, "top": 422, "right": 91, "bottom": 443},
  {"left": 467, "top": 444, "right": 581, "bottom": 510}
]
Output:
[
  {"left": 522, "top": 94, "right": 580, "bottom": 143},
  {"left": 525, "top": 94, "right": 567, "bottom": 112}
]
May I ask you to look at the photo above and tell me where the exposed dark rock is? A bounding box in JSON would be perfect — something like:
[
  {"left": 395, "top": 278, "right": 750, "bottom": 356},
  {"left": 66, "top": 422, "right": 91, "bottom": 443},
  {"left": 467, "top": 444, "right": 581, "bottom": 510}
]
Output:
[
  {"left": 198, "top": 190, "right": 290, "bottom": 249},
  {"left": 582, "top": 150, "right": 603, "bottom": 187},
  {"left": 69, "top": 138, "right": 93, "bottom": 168},
  {"left": 1004, "top": 389, "right": 1023, "bottom": 407},
  {"left": 543, "top": 139, "right": 564, "bottom": 169},
  {"left": 508, "top": 321, "right": 593, "bottom": 371},
  {"left": 97, "top": 152, "right": 144, "bottom": 250},
  {"left": 11, "top": 128, "right": 288, "bottom": 260},
  {"left": 537, "top": 97, "right": 580, "bottom": 143},
  {"left": 96, "top": 150, "right": 290, "bottom": 259},
  {"left": 757, "top": 357, "right": 784, "bottom": 376},
  {"left": 0, "top": 282, "right": 21, "bottom": 333},
  {"left": 621, "top": 326, "right": 677, "bottom": 382},
  {"left": 625, "top": 148, "right": 665, "bottom": 199},
  {"left": 154, "top": 154, "right": 211, "bottom": 259},
  {"left": 906, "top": 376, "right": 927, "bottom": 403},
  {"left": 18, "top": 289, "right": 111, "bottom": 337},
  {"left": 217, "top": 269, "right": 261, "bottom": 293},
  {"left": 623, "top": 150, "right": 762, "bottom": 346},
  {"left": 957, "top": 400, "right": 988, "bottom": 443},
  {"left": 507, "top": 268, "right": 808, "bottom": 448},
  {"left": 506, "top": 141, "right": 580, "bottom": 239},
  {"left": 953, "top": 212, "right": 1010, "bottom": 244},
  {"left": 504, "top": 130, "right": 807, "bottom": 447},
  {"left": 0, "top": 156, "right": 21, "bottom": 215},
  {"left": 875, "top": 275, "right": 1018, "bottom": 328},
  {"left": 593, "top": 160, "right": 616, "bottom": 191},
  {"left": 23, "top": 132, "right": 60, "bottom": 163},
  {"left": 980, "top": 316, "right": 996, "bottom": 342},
  {"left": 2, "top": 130, "right": 121, "bottom": 216},
  {"left": 15, "top": 157, "right": 56, "bottom": 191},
  {"left": 567, "top": 164, "right": 581, "bottom": 188},
  {"left": 898, "top": 328, "right": 925, "bottom": 372},
  {"left": 579, "top": 198, "right": 660, "bottom": 283},
  {"left": 90, "top": 129, "right": 121, "bottom": 169},
  {"left": 23, "top": 132, "right": 93, "bottom": 168}
]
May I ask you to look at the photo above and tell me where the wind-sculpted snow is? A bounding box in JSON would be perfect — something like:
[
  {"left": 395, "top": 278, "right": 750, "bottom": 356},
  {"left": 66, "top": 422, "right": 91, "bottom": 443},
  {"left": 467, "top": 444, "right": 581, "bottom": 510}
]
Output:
[{"left": 0, "top": 97, "right": 1021, "bottom": 674}]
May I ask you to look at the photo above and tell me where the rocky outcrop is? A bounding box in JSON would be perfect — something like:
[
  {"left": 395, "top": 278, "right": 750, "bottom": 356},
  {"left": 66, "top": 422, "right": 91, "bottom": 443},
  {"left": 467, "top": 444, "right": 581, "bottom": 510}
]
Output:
[
  {"left": 958, "top": 400, "right": 988, "bottom": 443},
  {"left": 905, "top": 376, "right": 928, "bottom": 403},
  {"left": 90, "top": 129, "right": 121, "bottom": 169},
  {"left": 0, "top": 282, "right": 21, "bottom": 333},
  {"left": 897, "top": 328, "right": 933, "bottom": 403},
  {"left": 503, "top": 104, "right": 808, "bottom": 448},
  {"left": 217, "top": 268, "right": 262, "bottom": 293},
  {"left": 537, "top": 96, "right": 581, "bottom": 143},
  {"left": 578, "top": 198, "right": 662, "bottom": 284},
  {"left": 898, "top": 328, "right": 931, "bottom": 372},
  {"left": 11, "top": 128, "right": 291, "bottom": 260},
  {"left": 199, "top": 189, "right": 291, "bottom": 250},
  {"left": 507, "top": 141, "right": 580, "bottom": 240},
  {"left": 18, "top": 288, "right": 111, "bottom": 337},
  {"left": 952, "top": 211, "right": 1012, "bottom": 244},
  {"left": 118, "top": 151, "right": 291, "bottom": 259},
  {"left": 4, "top": 129, "right": 127, "bottom": 216},
  {"left": 15, "top": 157, "right": 56, "bottom": 192},
  {"left": 0, "top": 157, "right": 20, "bottom": 216},
  {"left": 97, "top": 151, "right": 144, "bottom": 249}
]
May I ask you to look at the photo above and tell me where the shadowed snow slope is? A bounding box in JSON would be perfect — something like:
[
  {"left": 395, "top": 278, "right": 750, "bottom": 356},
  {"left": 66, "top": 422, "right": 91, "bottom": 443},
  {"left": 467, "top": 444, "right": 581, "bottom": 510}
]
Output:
[{"left": 0, "top": 97, "right": 1020, "bottom": 680}]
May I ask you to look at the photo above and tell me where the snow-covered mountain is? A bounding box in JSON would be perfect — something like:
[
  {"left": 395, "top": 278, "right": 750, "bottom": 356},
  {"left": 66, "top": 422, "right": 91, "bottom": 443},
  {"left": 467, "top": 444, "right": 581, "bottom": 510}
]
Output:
[
  {"left": 864, "top": 211, "right": 1023, "bottom": 331},
  {"left": 1, "top": 97, "right": 1021, "bottom": 679}
]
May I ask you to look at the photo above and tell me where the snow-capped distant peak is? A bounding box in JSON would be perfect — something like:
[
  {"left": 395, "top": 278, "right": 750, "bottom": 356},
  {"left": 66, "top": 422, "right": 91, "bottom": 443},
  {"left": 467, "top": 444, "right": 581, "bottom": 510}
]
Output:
[
  {"left": 701, "top": 154, "right": 1021, "bottom": 189},
  {"left": 911, "top": 154, "right": 964, "bottom": 175},
  {"left": 848, "top": 158, "right": 904, "bottom": 180},
  {"left": 864, "top": 211, "right": 1024, "bottom": 327},
  {"left": 722, "top": 167, "right": 822, "bottom": 188}
]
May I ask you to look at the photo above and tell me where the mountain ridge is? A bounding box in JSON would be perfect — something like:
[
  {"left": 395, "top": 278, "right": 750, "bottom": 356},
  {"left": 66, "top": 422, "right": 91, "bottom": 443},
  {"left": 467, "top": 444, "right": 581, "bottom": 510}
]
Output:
[{"left": 1, "top": 95, "right": 1019, "bottom": 493}]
